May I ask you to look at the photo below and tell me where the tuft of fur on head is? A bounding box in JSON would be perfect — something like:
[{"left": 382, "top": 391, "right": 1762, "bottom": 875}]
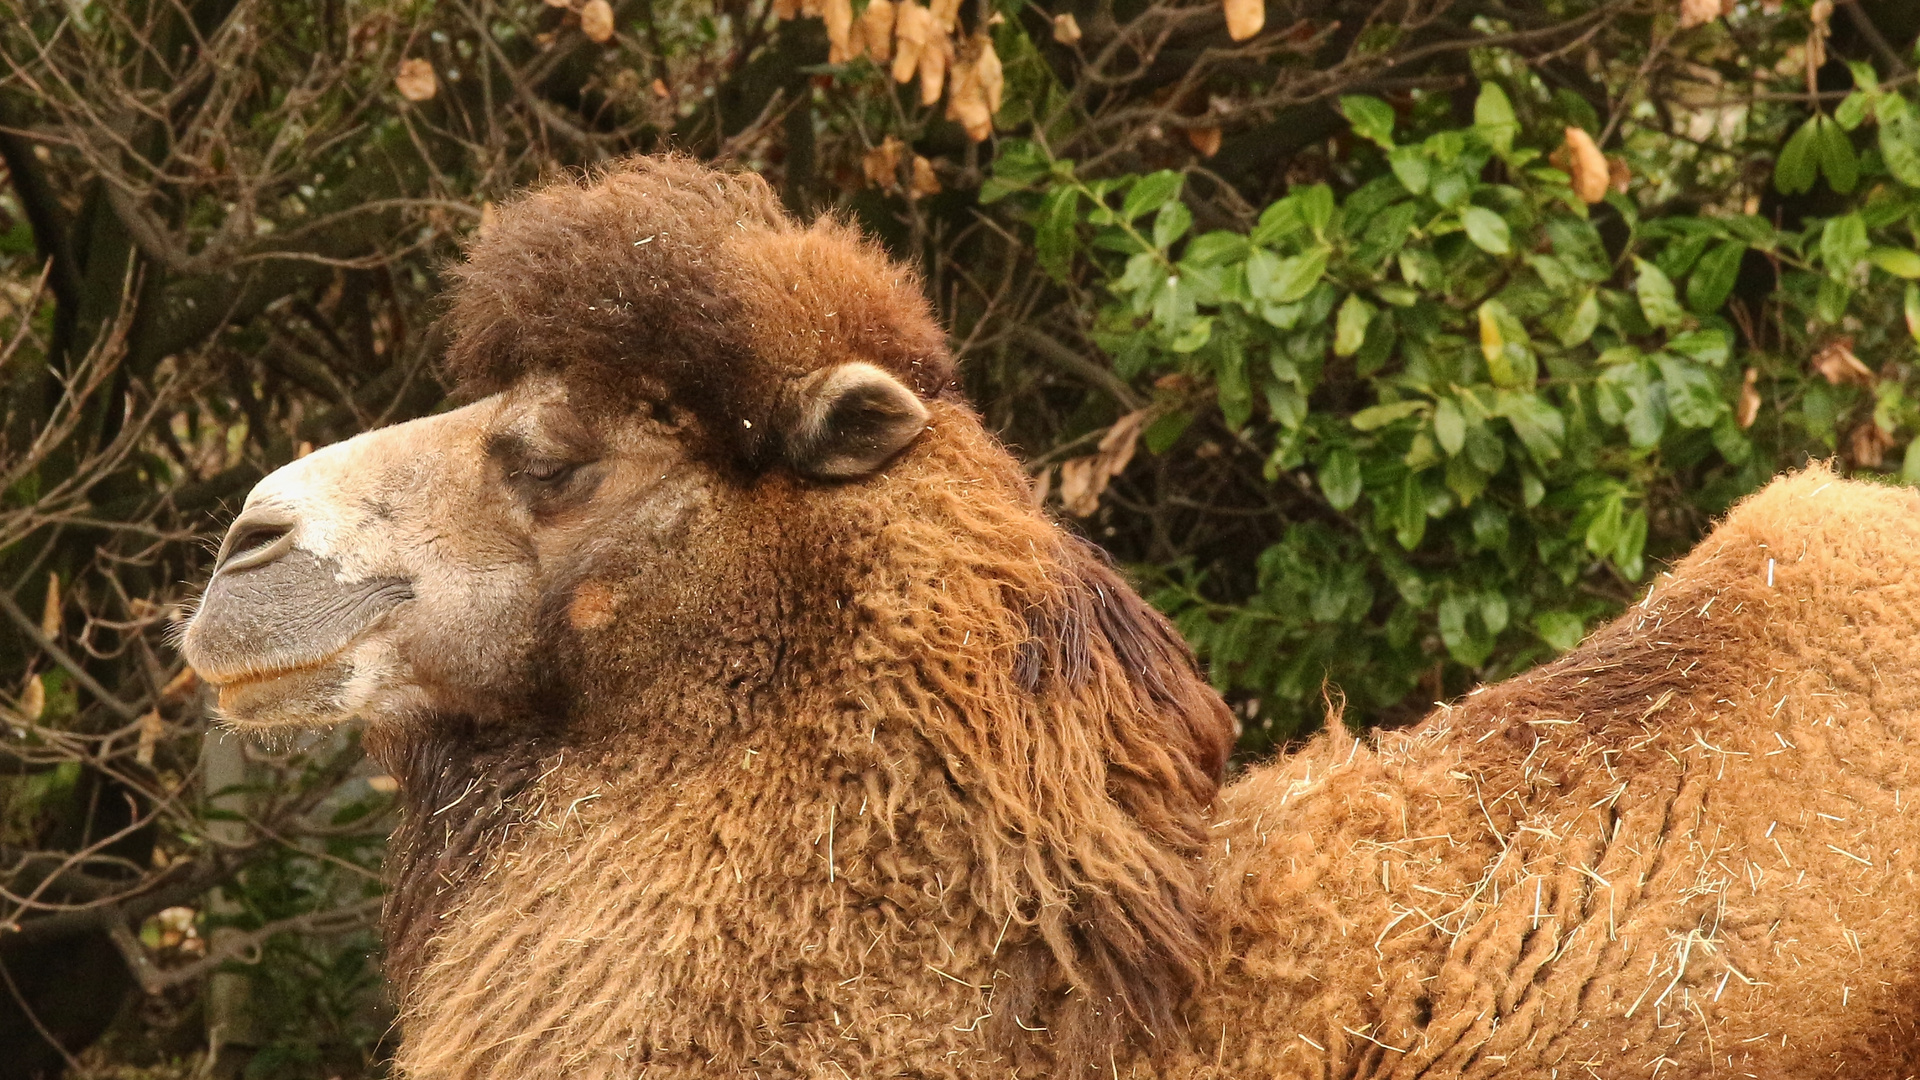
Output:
[{"left": 440, "top": 155, "right": 954, "bottom": 469}]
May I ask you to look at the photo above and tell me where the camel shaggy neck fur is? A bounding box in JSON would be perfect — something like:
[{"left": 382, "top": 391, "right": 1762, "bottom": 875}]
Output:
[{"left": 181, "top": 158, "right": 1920, "bottom": 1078}]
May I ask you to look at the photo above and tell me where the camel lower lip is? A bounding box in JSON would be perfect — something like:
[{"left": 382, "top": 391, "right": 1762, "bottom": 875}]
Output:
[{"left": 206, "top": 653, "right": 349, "bottom": 716}]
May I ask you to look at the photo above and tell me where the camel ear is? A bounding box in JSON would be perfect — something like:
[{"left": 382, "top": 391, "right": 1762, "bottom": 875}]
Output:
[{"left": 782, "top": 362, "right": 930, "bottom": 479}]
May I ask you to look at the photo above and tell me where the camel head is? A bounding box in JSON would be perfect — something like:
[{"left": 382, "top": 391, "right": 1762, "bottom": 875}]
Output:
[
  {"left": 181, "top": 159, "right": 946, "bottom": 732},
  {"left": 180, "top": 157, "right": 1237, "bottom": 1068}
]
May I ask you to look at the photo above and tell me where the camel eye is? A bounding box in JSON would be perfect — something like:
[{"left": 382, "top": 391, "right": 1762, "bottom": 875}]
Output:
[{"left": 520, "top": 459, "right": 576, "bottom": 484}]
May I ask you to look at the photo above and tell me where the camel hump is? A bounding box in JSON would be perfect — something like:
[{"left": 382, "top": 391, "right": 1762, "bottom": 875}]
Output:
[
  {"left": 1450, "top": 465, "right": 1920, "bottom": 753},
  {"left": 1688, "top": 463, "right": 1920, "bottom": 577}
]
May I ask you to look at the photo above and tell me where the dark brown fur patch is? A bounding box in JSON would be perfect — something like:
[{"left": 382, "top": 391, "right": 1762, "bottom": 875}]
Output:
[{"left": 440, "top": 156, "right": 954, "bottom": 473}]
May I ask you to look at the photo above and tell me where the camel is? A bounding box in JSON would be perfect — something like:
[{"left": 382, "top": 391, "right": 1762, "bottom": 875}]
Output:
[{"left": 181, "top": 157, "right": 1920, "bottom": 1078}]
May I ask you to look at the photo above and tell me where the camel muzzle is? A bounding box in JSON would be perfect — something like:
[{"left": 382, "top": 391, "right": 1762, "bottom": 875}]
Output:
[{"left": 183, "top": 504, "right": 414, "bottom": 720}]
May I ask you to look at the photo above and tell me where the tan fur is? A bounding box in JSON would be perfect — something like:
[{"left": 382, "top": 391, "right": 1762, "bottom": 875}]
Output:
[
  {"left": 1175, "top": 467, "right": 1920, "bottom": 1078},
  {"left": 188, "top": 158, "right": 1920, "bottom": 1078}
]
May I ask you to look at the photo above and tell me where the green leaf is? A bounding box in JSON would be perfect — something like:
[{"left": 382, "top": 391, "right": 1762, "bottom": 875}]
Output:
[
  {"left": 1265, "top": 247, "right": 1329, "bottom": 304},
  {"left": 1389, "top": 145, "right": 1430, "bottom": 195},
  {"left": 1584, "top": 493, "right": 1623, "bottom": 560},
  {"left": 990, "top": 139, "right": 1051, "bottom": 185},
  {"left": 1868, "top": 246, "right": 1920, "bottom": 278},
  {"left": 1181, "top": 231, "right": 1248, "bottom": 268},
  {"left": 1035, "top": 186, "right": 1082, "bottom": 281},
  {"left": 1634, "top": 258, "right": 1686, "bottom": 330},
  {"left": 1534, "top": 611, "right": 1584, "bottom": 651},
  {"left": 1169, "top": 315, "right": 1213, "bottom": 353},
  {"left": 1835, "top": 91, "right": 1874, "bottom": 133},
  {"left": 1882, "top": 110, "right": 1920, "bottom": 187},
  {"left": 1904, "top": 437, "right": 1920, "bottom": 485},
  {"left": 1908, "top": 282, "right": 1920, "bottom": 339},
  {"left": 1319, "top": 448, "right": 1363, "bottom": 510},
  {"left": 1298, "top": 185, "right": 1335, "bottom": 233},
  {"left": 1445, "top": 455, "right": 1488, "bottom": 505},
  {"left": 1657, "top": 355, "right": 1725, "bottom": 429},
  {"left": 1265, "top": 381, "right": 1307, "bottom": 428},
  {"left": 1495, "top": 390, "right": 1565, "bottom": 463},
  {"left": 1478, "top": 299, "right": 1535, "bottom": 388},
  {"left": 1335, "top": 293, "right": 1374, "bottom": 356},
  {"left": 1123, "top": 171, "right": 1184, "bottom": 222},
  {"left": 1153, "top": 201, "right": 1193, "bottom": 248},
  {"left": 1816, "top": 115, "right": 1859, "bottom": 194},
  {"left": 1820, "top": 213, "right": 1870, "bottom": 275},
  {"left": 1668, "top": 328, "right": 1731, "bottom": 367},
  {"left": 1687, "top": 240, "right": 1746, "bottom": 315},
  {"left": 1342, "top": 95, "right": 1398, "bottom": 148},
  {"left": 1394, "top": 474, "right": 1427, "bottom": 550},
  {"left": 1433, "top": 397, "right": 1466, "bottom": 455},
  {"left": 1437, "top": 593, "right": 1492, "bottom": 666},
  {"left": 1462, "top": 207, "right": 1512, "bottom": 255},
  {"left": 1557, "top": 290, "right": 1601, "bottom": 348},
  {"left": 1616, "top": 510, "right": 1648, "bottom": 579},
  {"left": 1252, "top": 198, "right": 1306, "bottom": 246},
  {"left": 1474, "top": 82, "right": 1518, "bottom": 155},
  {"left": 1776, "top": 116, "right": 1821, "bottom": 195},
  {"left": 1143, "top": 411, "right": 1192, "bottom": 454},
  {"left": 1352, "top": 399, "right": 1428, "bottom": 430},
  {"left": 1214, "top": 334, "right": 1249, "bottom": 424}
]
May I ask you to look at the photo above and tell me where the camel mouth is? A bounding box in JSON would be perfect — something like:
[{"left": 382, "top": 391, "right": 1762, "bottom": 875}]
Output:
[
  {"left": 204, "top": 650, "right": 359, "bottom": 728},
  {"left": 181, "top": 540, "right": 415, "bottom": 726}
]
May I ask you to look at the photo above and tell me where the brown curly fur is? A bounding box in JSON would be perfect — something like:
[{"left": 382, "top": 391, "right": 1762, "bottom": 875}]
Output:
[{"left": 373, "top": 158, "right": 1920, "bottom": 1078}]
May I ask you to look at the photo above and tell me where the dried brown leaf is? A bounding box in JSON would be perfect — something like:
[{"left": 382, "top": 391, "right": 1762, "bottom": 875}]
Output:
[
  {"left": 135, "top": 711, "right": 163, "bottom": 768},
  {"left": 161, "top": 666, "right": 199, "bottom": 704},
  {"left": 800, "top": 0, "right": 824, "bottom": 17},
  {"left": 395, "top": 58, "right": 438, "bottom": 102},
  {"left": 40, "top": 573, "right": 59, "bottom": 640},
  {"left": 1059, "top": 457, "right": 1102, "bottom": 517},
  {"left": 975, "top": 36, "right": 1002, "bottom": 114},
  {"left": 1812, "top": 338, "right": 1876, "bottom": 388},
  {"left": 1678, "top": 0, "right": 1721, "bottom": 29},
  {"left": 864, "top": 136, "right": 907, "bottom": 190},
  {"left": 946, "top": 59, "right": 991, "bottom": 141},
  {"left": 910, "top": 155, "right": 942, "bottom": 197},
  {"left": 772, "top": 0, "right": 799, "bottom": 18},
  {"left": 928, "top": 0, "right": 961, "bottom": 33},
  {"left": 892, "top": 1, "right": 929, "bottom": 83},
  {"left": 1737, "top": 367, "right": 1761, "bottom": 429},
  {"left": 1052, "top": 12, "right": 1082, "bottom": 45},
  {"left": 1187, "top": 127, "right": 1223, "bottom": 157},
  {"left": 18, "top": 673, "right": 43, "bottom": 722},
  {"left": 861, "top": 0, "right": 896, "bottom": 62},
  {"left": 918, "top": 32, "right": 950, "bottom": 106},
  {"left": 580, "top": 0, "right": 615, "bottom": 42},
  {"left": 1224, "top": 0, "right": 1264, "bottom": 41},
  {"left": 824, "top": 0, "right": 854, "bottom": 62},
  {"left": 1607, "top": 156, "right": 1631, "bottom": 194},
  {"left": 1099, "top": 409, "right": 1149, "bottom": 472},
  {"left": 1058, "top": 410, "right": 1151, "bottom": 516},
  {"left": 1851, "top": 419, "right": 1895, "bottom": 469},
  {"left": 1564, "top": 127, "right": 1608, "bottom": 204},
  {"left": 1030, "top": 464, "right": 1053, "bottom": 510}
]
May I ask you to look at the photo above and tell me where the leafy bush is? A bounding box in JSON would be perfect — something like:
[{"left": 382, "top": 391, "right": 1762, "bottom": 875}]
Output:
[{"left": 982, "top": 23, "right": 1920, "bottom": 749}]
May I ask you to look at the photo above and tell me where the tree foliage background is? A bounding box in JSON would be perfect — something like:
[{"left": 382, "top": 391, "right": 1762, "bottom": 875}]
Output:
[{"left": 1, "top": 0, "right": 1917, "bottom": 1074}]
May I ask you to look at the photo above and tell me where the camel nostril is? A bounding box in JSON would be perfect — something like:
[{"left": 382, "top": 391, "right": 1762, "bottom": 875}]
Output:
[{"left": 215, "top": 517, "right": 296, "bottom": 574}]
